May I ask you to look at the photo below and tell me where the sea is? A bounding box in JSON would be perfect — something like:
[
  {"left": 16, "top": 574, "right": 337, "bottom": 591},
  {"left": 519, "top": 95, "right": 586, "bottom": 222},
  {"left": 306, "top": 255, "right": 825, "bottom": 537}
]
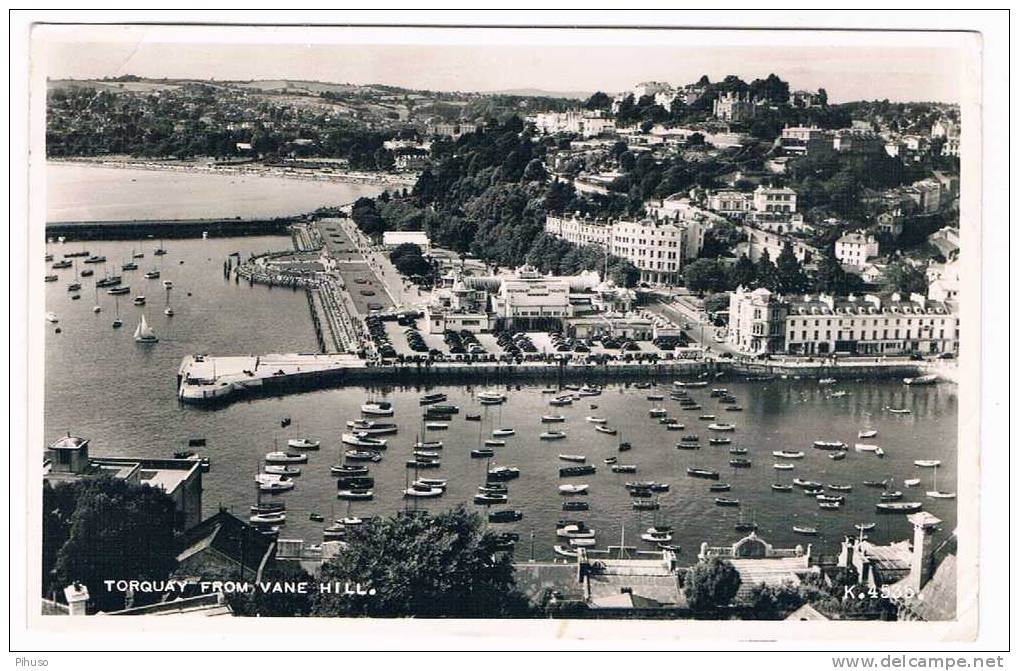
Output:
[{"left": 43, "top": 164, "right": 959, "bottom": 563}]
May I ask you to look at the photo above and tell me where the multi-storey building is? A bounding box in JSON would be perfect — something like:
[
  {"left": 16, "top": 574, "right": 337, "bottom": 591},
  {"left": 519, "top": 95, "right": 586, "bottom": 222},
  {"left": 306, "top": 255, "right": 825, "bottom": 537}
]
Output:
[
  {"left": 706, "top": 190, "right": 754, "bottom": 217},
  {"left": 738, "top": 227, "right": 818, "bottom": 264},
  {"left": 727, "top": 287, "right": 959, "bottom": 356},
  {"left": 544, "top": 214, "right": 704, "bottom": 285},
  {"left": 712, "top": 91, "right": 756, "bottom": 122},
  {"left": 531, "top": 110, "right": 615, "bottom": 138},
  {"left": 752, "top": 185, "right": 797, "bottom": 214},
  {"left": 835, "top": 232, "right": 879, "bottom": 266},
  {"left": 778, "top": 126, "right": 833, "bottom": 156}
]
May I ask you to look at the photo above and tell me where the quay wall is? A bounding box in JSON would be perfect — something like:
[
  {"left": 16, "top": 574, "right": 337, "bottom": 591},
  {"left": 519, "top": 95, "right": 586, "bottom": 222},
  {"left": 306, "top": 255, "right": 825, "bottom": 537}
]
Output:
[
  {"left": 46, "top": 217, "right": 295, "bottom": 241},
  {"left": 178, "top": 358, "right": 923, "bottom": 405}
]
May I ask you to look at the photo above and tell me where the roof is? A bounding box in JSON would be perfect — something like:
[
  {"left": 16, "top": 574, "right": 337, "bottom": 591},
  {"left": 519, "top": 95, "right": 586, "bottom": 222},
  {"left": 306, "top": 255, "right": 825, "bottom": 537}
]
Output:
[
  {"left": 177, "top": 510, "right": 274, "bottom": 576},
  {"left": 587, "top": 573, "right": 684, "bottom": 609},
  {"left": 727, "top": 557, "right": 818, "bottom": 598},
  {"left": 512, "top": 562, "right": 585, "bottom": 604},
  {"left": 49, "top": 434, "right": 88, "bottom": 450},
  {"left": 896, "top": 554, "right": 957, "bottom": 621},
  {"left": 785, "top": 602, "right": 831, "bottom": 621},
  {"left": 858, "top": 539, "right": 913, "bottom": 585},
  {"left": 837, "top": 232, "right": 875, "bottom": 245},
  {"left": 382, "top": 231, "right": 430, "bottom": 245}
]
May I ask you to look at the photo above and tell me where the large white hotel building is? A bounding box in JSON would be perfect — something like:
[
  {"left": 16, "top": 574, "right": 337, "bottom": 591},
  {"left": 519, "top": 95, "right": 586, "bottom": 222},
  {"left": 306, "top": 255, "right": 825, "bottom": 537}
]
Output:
[{"left": 543, "top": 213, "right": 705, "bottom": 285}]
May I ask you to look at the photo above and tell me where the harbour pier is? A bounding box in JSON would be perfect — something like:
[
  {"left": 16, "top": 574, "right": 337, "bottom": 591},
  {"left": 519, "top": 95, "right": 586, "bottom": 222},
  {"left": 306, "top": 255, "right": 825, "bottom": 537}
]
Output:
[{"left": 176, "top": 353, "right": 923, "bottom": 406}]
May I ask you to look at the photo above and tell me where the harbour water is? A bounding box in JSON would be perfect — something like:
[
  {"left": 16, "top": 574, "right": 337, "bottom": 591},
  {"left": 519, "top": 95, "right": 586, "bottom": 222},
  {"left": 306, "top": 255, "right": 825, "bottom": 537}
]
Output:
[
  {"left": 47, "top": 162, "right": 386, "bottom": 222},
  {"left": 42, "top": 165, "right": 958, "bottom": 563},
  {"left": 44, "top": 240, "right": 958, "bottom": 562}
]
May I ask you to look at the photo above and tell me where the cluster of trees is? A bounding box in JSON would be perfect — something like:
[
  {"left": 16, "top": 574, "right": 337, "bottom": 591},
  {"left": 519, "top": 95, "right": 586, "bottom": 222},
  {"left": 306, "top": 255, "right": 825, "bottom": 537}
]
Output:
[
  {"left": 348, "top": 118, "right": 639, "bottom": 287},
  {"left": 46, "top": 86, "right": 399, "bottom": 169},
  {"left": 388, "top": 242, "right": 433, "bottom": 278},
  {"left": 684, "top": 243, "right": 810, "bottom": 295},
  {"left": 42, "top": 477, "right": 179, "bottom": 612},
  {"left": 683, "top": 558, "right": 896, "bottom": 620},
  {"left": 311, "top": 507, "right": 530, "bottom": 617}
]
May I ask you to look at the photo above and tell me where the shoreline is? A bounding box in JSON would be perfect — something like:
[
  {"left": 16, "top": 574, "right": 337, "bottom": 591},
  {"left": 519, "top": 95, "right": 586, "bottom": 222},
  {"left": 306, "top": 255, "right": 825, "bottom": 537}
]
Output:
[{"left": 47, "top": 156, "right": 417, "bottom": 188}]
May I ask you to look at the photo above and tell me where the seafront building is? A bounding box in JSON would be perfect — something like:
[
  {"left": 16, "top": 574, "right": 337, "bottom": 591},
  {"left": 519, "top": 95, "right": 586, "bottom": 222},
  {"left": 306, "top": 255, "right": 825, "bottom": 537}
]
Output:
[{"left": 727, "top": 287, "right": 959, "bottom": 356}]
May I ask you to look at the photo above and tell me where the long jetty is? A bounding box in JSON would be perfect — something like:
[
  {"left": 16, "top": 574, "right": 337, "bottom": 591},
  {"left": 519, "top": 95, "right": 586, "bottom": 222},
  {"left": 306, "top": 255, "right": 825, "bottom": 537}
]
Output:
[
  {"left": 46, "top": 216, "right": 297, "bottom": 241},
  {"left": 176, "top": 353, "right": 923, "bottom": 406}
]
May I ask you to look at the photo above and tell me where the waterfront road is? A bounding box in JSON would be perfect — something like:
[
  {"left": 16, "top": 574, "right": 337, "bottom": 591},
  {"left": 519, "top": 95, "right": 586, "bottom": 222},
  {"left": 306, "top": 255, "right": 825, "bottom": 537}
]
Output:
[{"left": 645, "top": 293, "right": 739, "bottom": 356}]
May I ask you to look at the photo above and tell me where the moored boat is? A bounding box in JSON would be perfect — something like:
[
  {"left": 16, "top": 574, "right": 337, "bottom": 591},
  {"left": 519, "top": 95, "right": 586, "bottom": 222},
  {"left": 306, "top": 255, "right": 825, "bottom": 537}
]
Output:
[
  {"left": 488, "top": 510, "right": 523, "bottom": 523},
  {"left": 343, "top": 450, "right": 383, "bottom": 462},
  {"left": 611, "top": 464, "right": 637, "bottom": 473},
  {"left": 361, "top": 401, "right": 394, "bottom": 416},
  {"left": 772, "top": 450, "right": 805, "bottom": 459},
  {"left": 876, "top": 501, "right": 923, "bottom": 514},
  {"left": 707, "top": 423, "right": 735, "bottom": 432},
  {"left": 813, "top": 440, "right": 847, "bottom": 450},
  {"left": 265, "top": 451, "right": 308, "bottom": 464},
  {"left": 562, "top": 501, "right": 589, "bottom": 512},
  {"left": 773, "top": 463, "right": 795, "bottom": 471},
  {"left": 686, "top": 468, "right": 719, "bottom": 480},
  {"left": 541, "top": 415, "right": 566, "bottom": 423},
  {"left": 558, "top": 454, "right": 586, "bottom": 463},
  {"left": 914, "top": 460, "right": 941, "bottom": 468},
  {"left": 771, "top": 484, "right": 793, "bottom": 492},
  {"left": 594, "top": 425, "right": 617, "bottom": 435},
  {"left": 264, "top": 464, "right": 301, "bottom": 476},
  {"left": 792, "top": 526, "right": 818, "bottom": 535},
  {"left": 491, "top": 428, "right": 515, "bottom": 437},
  {"left": 540, "top": 431, "right": 567, "bottom": 440},
  {"left": 341, "top": 433, "right": 387, "bottom": 448},
  {"left": 419, "top": 392, "right": 448, "bottom": 405},
  {"left": 904, "top": 374, "right": 938, "bottom": 386},
  {"left": 558, "top": 484, "right": 589, "bottom": 495},
  {"left": 477, "top": 391, "right": 507, "bottom": 405},
  {"left": 709, "top": 483, "right": 732, "bottom": 492},
  {"left": 345, "top": 420, "right": 399, "bottom": 435},
  {"left": 471, "top": 448, "right": 495, "bottom": 458},
  {"left": 337, "top": 489, "right": 374, "bottom": 501},
  {"left": 287, "top": 438, "right": 320, "bottom": 450},
  {"left": 728, "top": 458, "right": 752, "bottom": 468},
  {"left": 559, "top": 465, "right": 596, "bottom": 477},
  {"left": 330, "top": 464, "right": 369, "bottom": 477},
  {"left": 483, "top": 439, "right": 506, "bottom": 447},
  {"left": 714, "top": 497, "right": 740, "bottom": 507},
  {"left": 858, "top": 429, "right": 878, "bottom": 439}
]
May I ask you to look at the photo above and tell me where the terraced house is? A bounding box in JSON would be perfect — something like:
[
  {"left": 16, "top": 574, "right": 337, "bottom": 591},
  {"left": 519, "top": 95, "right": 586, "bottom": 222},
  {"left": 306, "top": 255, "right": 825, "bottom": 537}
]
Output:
[{"left": 728, "top": 287, "right": 959, "bottom": 356}]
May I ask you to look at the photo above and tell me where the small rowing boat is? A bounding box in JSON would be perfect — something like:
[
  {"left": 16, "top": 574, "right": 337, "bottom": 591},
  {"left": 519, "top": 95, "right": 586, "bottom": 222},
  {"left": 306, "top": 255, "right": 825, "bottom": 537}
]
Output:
[{"left": 558, "top": 454, "right": 586, "bottom": 463}]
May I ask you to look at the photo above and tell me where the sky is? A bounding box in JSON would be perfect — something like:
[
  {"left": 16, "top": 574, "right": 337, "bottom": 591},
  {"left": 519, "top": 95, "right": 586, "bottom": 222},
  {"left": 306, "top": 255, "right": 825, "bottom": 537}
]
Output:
[{"left": 36, "top": 25, "right": 969, "bottom": 103}]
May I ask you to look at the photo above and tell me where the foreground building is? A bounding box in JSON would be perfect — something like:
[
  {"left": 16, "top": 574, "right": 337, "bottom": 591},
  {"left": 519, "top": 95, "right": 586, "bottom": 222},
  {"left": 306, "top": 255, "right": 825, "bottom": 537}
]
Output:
[
  {"left": 727, "top": 287, "right": 959, "bottom": 356},
  {"left": 43, "top": 433, "right": 204, "bottom": 529}
]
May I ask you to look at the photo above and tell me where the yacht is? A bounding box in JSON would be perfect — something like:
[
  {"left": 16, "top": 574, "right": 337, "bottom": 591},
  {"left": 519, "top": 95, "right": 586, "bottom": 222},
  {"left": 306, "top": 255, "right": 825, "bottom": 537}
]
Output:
[
  {"left": 133, "top": 315, "right": 158, "bottom": 343},
  {"left": 913, "top": 460, "right": 941, "bottom": 468},
  {"left": 772, "top": 450, "right": 805, "bottom": 459},
  {"left": 540, "top": 431, "right": 567, "bottom": 440},
  {"left": 478, "top": 391, "right": 507, "bottom": 405},
  {"left": 541, "top": 415, "right": 566, "bottom": 423},
  {"left": 132, "top": 295, "right": 146, "bottom": 305},
  {"left": 419, "top": 392, "right": 447, "bottom": 405},
  {"left": 707, "top": 423, "right": 736, "bottom": 432},
  {"left": 858, "top": 429, "right": 878, "bottom": 439},
  {"left": 287, "top": 438, "right": 320, "bottom": 450},
  {"left": 144, "top": 270, "right": 161, "bottom": 279},
  {"left": 594, "top": 425, "right": 617, "bottom": 435},
  {"left": 558, "top": 484, "right": 589, "bottom": 495},
  {"left": 492, "top": 428, "right": 515, "bottom": 437}
]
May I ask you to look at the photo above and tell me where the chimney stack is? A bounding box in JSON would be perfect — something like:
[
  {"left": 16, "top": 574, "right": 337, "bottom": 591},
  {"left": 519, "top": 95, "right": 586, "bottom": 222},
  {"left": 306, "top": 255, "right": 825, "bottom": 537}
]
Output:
[{"left": 907, "top": 512, "right": 942, "bottom": 593}]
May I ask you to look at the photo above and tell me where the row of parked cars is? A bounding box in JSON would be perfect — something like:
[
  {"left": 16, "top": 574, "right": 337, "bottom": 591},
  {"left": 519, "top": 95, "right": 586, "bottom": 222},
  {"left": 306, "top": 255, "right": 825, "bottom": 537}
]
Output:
[
  {"left": 365, "top": 315, "right": 397, "bottom": 359},
  {"left": 497, "top": 331, "right": 538, "bottom": 356}
]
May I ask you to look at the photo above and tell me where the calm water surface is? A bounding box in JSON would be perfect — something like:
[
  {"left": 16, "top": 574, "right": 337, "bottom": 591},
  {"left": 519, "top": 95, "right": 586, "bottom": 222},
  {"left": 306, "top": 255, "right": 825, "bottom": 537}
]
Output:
[
  {"left": 48, "top": 162, "right": 384, "bottom": 222},
  {"left": 44, "top": 236, "right": 958, "bottom": 562}
]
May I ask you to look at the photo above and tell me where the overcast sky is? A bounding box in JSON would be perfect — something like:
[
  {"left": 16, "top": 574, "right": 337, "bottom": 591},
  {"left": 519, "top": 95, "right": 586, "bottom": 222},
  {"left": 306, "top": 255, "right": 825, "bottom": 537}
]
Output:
[{"left": 37, "top": 26, "right": 968, "bottom": 103}]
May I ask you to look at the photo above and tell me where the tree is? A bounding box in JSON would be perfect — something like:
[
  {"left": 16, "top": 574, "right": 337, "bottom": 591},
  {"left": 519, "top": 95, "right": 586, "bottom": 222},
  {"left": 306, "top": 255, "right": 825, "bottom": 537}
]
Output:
[
  {"left": 389, "top": 242, "right": 432, "bottom": 278},
  {"left": 740, "top": 581, "right": 804, "bottom": 620},
  {"left": 813, "top": 253, "right": 852, "bottom": 294},
  {"left": 754, "top": 250, "right": 781, "bottom": 292},
  {"left": 227, "top": 564, "right": 315, "bottom": 617},
  {"left": 311, "top": 507, "right": 528, "bottom": 617},
  {"left": 776, "top": 242, "right": 809, "bottom": 294},
  {"left": 522, "top": 158, "right": 548, "bottom": 183},
  {"left": 584, "top": 91, "right": 612, "bottom": 111},
  {"left": 52, "top": 477, "right": 178, "bottom": 612},
  {"left": 726, "top": 254, "right": 757, "bottom": 290},
  {"left": 351, "top": 197, "right": 386, "bottom": 238},
  {"left": 703, "top": 292, "right": 731, "bottom": 314},
  {"left": 683, "top": 258, "right": 727, "bottom": 295},
  {"left": 883, "top": 260, "right": 928, "bottom": 295},
  {"left": 684, "top": 558, "right": 742, "bottom": 613}
]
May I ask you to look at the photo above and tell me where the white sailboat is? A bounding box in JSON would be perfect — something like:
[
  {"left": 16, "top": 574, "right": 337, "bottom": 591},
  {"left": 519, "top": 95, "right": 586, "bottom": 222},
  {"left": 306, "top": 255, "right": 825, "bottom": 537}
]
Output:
[
  {"left": 925, "top": 467, "right": 955, "bottom": 499},
  {"left": 133, "top": 314, "right": 158, "bottom": 343},
  {"left": 164, "top": 286, "right": 174, "bottom": 316},
  {"left": 112, "top": 294, "right": 123, "bottom": 328}
]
